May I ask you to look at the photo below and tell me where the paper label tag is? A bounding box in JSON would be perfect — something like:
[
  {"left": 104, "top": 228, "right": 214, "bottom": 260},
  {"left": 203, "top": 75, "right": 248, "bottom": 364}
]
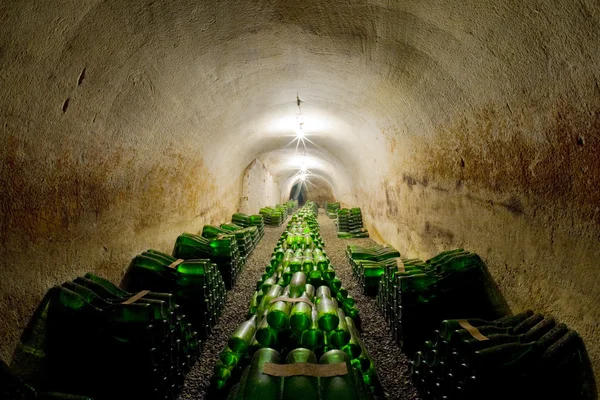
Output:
[
  {"left": 269, "top": 296, "right": 316, "bottom": 309},
  {"left": 121, "top": 290, "right": 150, "bottom": 305},
  {"left": 263, "top": 362, "right": 347, "bottom": 377},
  {"left": 396, "top": 258, "right": 405, "bottom": 273},
  {"left": 168, "top": 259, "right": 185, "bottom": 269},
  {"left": 458, "top": 320, "right": 489, "bottom": 341}
]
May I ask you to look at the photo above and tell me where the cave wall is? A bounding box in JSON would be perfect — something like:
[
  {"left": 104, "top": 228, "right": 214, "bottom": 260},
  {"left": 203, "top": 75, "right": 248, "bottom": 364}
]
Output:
[
  {"left": 359, "top": 103, "right": 600, "bottom": 377},
  {"left": 306, "top": 178, "right": 336, "bottom": 205},
  {"left": 239, "top": 159, "right": 281, "bottom": 214}
]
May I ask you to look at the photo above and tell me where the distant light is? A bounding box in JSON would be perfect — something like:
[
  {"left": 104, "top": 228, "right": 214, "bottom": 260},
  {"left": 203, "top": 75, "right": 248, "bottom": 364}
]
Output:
[
  {"left": 295, "top": 124, "right": 305, "bottom": 139},
  {"left": 299, "top": 156, "right": 308, "bottom": 172},
  {"left": 299, "top": 170, "right": 307, "bottom": 181}
]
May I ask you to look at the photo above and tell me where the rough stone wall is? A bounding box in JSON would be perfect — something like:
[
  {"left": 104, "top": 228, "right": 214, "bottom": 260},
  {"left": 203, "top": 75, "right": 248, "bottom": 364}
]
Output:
[
  {"left": 359, "top": 102, "right": 600, "bottom": 381},
  {"left": 306, "top": 178, "right": 336, "bottom": 205},
  {"left": 238, "top": 159, "right": 281, "bottom": 214}
]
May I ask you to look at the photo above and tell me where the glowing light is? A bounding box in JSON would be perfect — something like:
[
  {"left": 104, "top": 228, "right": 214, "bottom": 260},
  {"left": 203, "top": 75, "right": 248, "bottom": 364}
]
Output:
[{"left": 295, "top": 124, "right": 305, "bottom": 139}]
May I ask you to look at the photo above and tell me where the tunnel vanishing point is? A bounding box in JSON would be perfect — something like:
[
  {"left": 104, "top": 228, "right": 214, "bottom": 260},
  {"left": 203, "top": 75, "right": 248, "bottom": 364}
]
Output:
[{"left": 0, "top": 0, "right": 599, "bottom": 392}]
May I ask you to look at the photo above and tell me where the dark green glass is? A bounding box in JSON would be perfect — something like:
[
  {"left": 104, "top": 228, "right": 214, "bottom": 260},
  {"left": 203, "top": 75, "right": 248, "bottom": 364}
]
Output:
[
  {"left": 228, "top": 315, "right": 258, "bottom": 353},
  {"left": 83, "top": 273, "right": 130, "bottom": 298},
  {"left": 301, "top": 309, "right": 324, "bottom": 349},
  {"left": 329, "top": 309, "right": 351, "bottom": 347},
  {"left": 235, "top": 348, "right": 281, "bottom": 400},
  {"left": 257, "top": 315, "right": 278, "bottom": 346},
  {"left": 282, "top": 348, "right": 319, "bottom": 400},
  {"left": 290, "top": 293, "right": 312, "bottom": 331},
  {"left": 267, "top": 292, "right": 291, "bottom": 330},
  {"left": 289, "top": 272, "right": 307, "bottom": 298},
  {"left": 220, "top": 345, "right": 242, "bottom": 367},
  {"left": 317, "top": 296, "right": 339, "bottom": 332},
  {"left": 342, "top": 317, "right": 362, "bottom": 359},
  {"left": 319, "top": 350, "right": 361, "bottom": 400}
]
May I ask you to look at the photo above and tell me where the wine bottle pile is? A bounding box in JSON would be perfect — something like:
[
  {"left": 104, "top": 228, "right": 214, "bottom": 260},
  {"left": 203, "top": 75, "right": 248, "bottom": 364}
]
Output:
[
  {"left": 211, "top": 202, "right": 383, "bottom": 399},
  {"left": 121, "top": 250, "right": 226, "bottom": 339},
  {"left": 2, "top": 358, "right": 95, "bottom": 400},
  {"left": 305, "top": 200, "right": 318, "bottom": 215},
  {"left": 232, "top": 213, "right": 265, "bottom": 240},
  {"left": 376, "top": 249, "right": 495, "bottom": 353},
  {"left": 172, "top": 231, "right": 243, "bottom": 289},
  {"left": 284, "top": 199, "right": 299, "bottom": 214},
  {"left": 410, "top": 311, "right": 589, "bottom": 400},
  {"left": 260, "top": 206, "right": 286, "bottom": 226},
  {"left": 337, "top": 208, "right": 369, "bottom": 238},
  {"left": 347, "top": 244, "right": 401, "bottom": 295},
  {"left": 203, "top": 224, "right": 257, "bottom": 259},
  {"left": 12, "top": 273, "right": 201, "bottom": 400},
  {"left": 325, "top": 202, "right": 341, "bottom": 219},
  {"left": 227, "top": 348, "right": 375, "bottom": 400}
]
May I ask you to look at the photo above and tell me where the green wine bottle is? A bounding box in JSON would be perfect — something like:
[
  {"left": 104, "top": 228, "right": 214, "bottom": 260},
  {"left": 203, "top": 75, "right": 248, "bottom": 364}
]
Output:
[
  {"left": 228, "top": 315, "right": 258, "bottom": 353},
  {"left": 319, "top": 350, "right": 361, "bottom": 400},
  {"left": 234, "top": 348, "right": 281, "bottom": 400},
  {"left": 300, "top": 309, "right": 324, "bottom": 350},
  {"left": 290, "top": 293, "right": 313, "bottom": 332}
]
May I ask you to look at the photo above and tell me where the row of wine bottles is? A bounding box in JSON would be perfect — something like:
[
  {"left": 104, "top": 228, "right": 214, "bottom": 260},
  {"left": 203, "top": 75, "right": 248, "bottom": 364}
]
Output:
[
  {"left": 11, "top": 272, "right": 204, "bottom": 400},
  {"left": 122, "top": 250, "right": 227, "bottom": 339},
  {"left": 410, "top": 312, "right": 592, "bottom": 400},
  {"left": 346, "top": 243, "right": 401, "bottom": 295},
  {"left": 5, "top": 203, "right": 280, "bottom": 400},
  {"left": 227, "top": 348, "right": 376, "bottom": 400},
  {"left": 232, "top": 213, "right": 266, "bottom": 239},
  {"left": 210, "top": 202, "right": 382, "bottom": 399},
  {"left": 343, "top": 242, "right": 593, "bottom": 399},
  {"left": 260, "top": 201, "right": 298, "bottom": 226},
  {"left": 337, "top": 208, "right": 369, "bottom": 238},
  {"left": 325, "top": 202, "right": 340, "bottom": 219},
  {"left": 375, "top": 249, "right": 496, "bottom": 353}
]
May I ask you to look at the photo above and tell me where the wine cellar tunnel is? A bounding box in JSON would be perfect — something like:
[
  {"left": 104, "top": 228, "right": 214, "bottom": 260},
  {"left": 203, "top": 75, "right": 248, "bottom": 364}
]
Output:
[{"left": 1, "top": 0, "right": 599, "bottom": 398}]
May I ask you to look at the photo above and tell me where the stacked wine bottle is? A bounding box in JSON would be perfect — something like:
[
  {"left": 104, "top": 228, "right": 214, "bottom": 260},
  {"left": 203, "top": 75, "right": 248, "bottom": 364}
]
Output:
[
  {"left": 202, "top": 224, "right": 258, "bottom": 259},
  {"left": 337, "top": 208, "right": 369, "bottom": 238},
  {"left": 211, "top": 202, "right": 382, "bottom": 400},
  {"left": 284, "top": 199, "right": 299, "bottom": 214},
  {"left": 172, "top": 231, "right": 244, "bottom": 289},
  {"left": 410, "top": 311, "right": 590, "bottom": 400},
  {"left": 232, "top": 212, "right": 265, "bottom": 240},
  {"left": 325, "top": 202, "right": 341, "bottom": 219},
  {"left": 259, "top": 205, "right": 286, "bottom": 226},
  {"left": 11, "top": 272, "right": 201, "bottom": 400},
  {"left": 346, "top": 244, "right": 401, "bottom": 295},
  {"left": 375, "top": 249, "right": 496, "bottom": 353},
  {"left": 121, "top": 250, "right": 226, "bottom": 340}
]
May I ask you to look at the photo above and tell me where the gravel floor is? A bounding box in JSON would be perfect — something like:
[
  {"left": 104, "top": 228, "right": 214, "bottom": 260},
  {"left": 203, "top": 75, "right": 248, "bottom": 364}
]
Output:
[
  {"left": 180, "top": 209, "right": 420, "bottom": 400},
  {"left": 317, "top": 210, "right": 420, "bottom": 400},
  {"left": 180, "top": 222, "right": 287, "bottom": 399}
]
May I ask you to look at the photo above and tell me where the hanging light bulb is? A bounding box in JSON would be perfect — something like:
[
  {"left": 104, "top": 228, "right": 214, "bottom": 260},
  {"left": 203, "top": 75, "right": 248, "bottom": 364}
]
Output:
[{"left": 299, "top": 161, "right": 307, "bottom": 173}]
